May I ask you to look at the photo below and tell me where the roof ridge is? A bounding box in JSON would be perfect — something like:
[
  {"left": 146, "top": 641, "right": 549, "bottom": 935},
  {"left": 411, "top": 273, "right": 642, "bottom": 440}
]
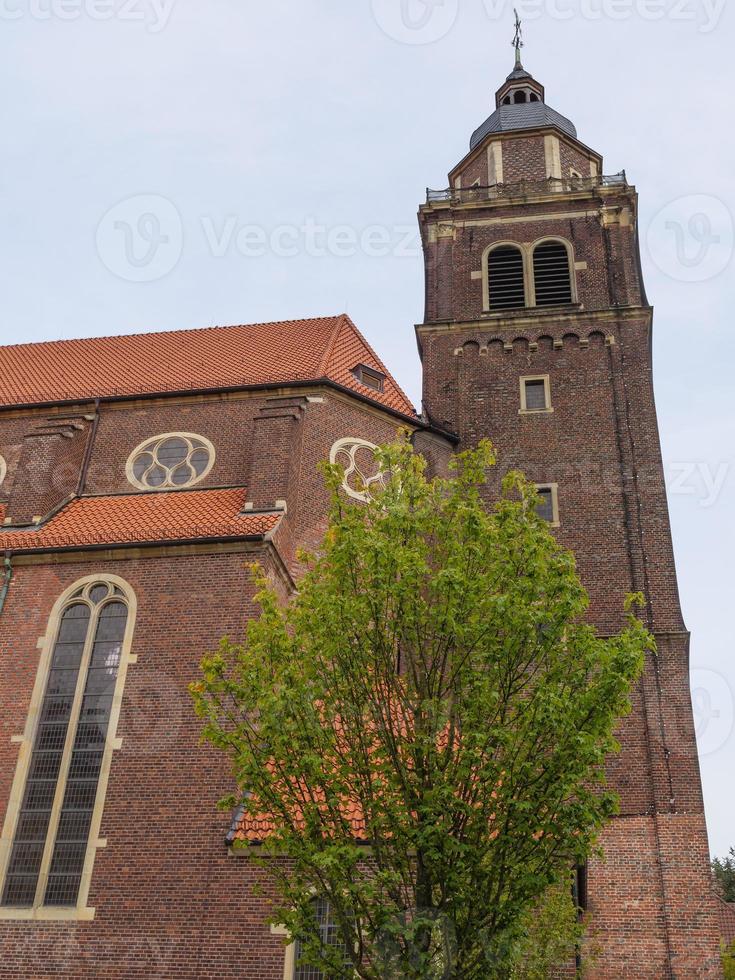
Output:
[
  {"left": 0, "top": 315, "right": 344, "bottom": 353},
  {"left": 329, "top": 315, "right": 415, "bottom": 416},
  {"left": 318, "top": 313, "right": 350, "bottom": 376}
]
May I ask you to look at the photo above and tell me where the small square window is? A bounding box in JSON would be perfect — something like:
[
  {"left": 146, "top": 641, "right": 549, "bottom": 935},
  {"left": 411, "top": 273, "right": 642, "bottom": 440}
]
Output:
[
  {"left": 535, "top": 484, "right": 559, "bottom": 525},
  {"left": 520, "top": 376, "right": 552, "bottom": 413}
]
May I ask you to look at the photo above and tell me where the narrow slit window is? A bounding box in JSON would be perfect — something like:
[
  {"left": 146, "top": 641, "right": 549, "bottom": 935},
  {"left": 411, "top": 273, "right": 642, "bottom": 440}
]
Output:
[
  {"left": 533, "top": 241, "right": 573, "bottom": 307},
  {"left": 573, "top": 864, "right": 588, "bottom": 912},
  {"left": 1, "top": 580, "right": 132, "bottom": 912},
  {"left": 535, "top": 485, "right": 559, "bottom": 525},
  {"left": 487, "top": 245, "right": 526, "bottom": 311}
]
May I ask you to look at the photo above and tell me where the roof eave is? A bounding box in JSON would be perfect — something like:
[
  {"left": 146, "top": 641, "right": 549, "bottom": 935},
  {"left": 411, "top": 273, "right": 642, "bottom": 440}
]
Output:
[
  {"left": 0, "top": 532, "right": 275, "bottom": 559},
  {"left": 0, "top": 376, "right": 419, "bottom": 424}
]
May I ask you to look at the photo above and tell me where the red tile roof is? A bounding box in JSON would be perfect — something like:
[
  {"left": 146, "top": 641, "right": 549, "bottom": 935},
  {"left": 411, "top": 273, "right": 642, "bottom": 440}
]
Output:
[
  {"left": 229, "top": 801, "right": 367, "bottom": 846},
  {"left": 0, "top": 488, "right": 279, "bottom": 553},
  {"left": 0, "top": 315, "right": 415, "bottom": 417},
  {"left": 227, "top": 713, "right": 467, "bottom": 847}
]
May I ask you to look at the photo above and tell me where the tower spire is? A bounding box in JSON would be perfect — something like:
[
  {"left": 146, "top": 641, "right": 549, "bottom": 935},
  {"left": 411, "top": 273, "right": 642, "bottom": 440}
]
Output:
[{"left": 512, "top": 9, "right": 524, "bottom": 69}]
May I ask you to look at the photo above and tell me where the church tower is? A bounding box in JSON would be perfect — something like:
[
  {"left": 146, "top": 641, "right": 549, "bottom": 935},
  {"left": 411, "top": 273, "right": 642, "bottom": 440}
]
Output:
[{"left": 417, "top": 42, "right": 722, "bottom": 977}]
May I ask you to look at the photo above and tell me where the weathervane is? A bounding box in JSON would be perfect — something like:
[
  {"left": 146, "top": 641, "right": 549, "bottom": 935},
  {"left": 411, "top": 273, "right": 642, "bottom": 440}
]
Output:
[{"left": 512, "top": 9, "right": 524, "bottom": 68}]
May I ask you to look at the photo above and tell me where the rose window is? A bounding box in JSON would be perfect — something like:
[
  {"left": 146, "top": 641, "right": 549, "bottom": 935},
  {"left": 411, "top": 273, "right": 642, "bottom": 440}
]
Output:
[
  {"left": 126, "top": 433, "right": 215, "bottom": 490},
  {"left": 329, "top": 438, "right": 385, "bottom": 502}
]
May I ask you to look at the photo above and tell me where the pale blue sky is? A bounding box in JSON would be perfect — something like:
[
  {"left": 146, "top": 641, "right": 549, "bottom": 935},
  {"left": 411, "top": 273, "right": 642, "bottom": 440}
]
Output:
[{"left": 1, "top": 1, "right": 732, "bottom": 855}]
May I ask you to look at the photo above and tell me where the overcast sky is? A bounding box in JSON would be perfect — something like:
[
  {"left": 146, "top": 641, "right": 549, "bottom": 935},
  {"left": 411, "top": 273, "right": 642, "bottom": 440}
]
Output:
[{"left": 1, "top": 1, "right": 732, "bottom": 856}]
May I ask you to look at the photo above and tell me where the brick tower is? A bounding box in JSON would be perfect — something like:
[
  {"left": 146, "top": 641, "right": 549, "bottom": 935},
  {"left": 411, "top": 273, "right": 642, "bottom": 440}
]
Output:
[{"left": 417, "top": 52, "right": 722, "bottom": 977}]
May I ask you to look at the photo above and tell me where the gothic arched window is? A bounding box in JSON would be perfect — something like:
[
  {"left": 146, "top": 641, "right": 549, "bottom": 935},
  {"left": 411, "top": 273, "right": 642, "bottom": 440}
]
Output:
[
  {"left": 0, "top": 576, "right": 136, "bottom": 917},
  {"left": 486, "top": 244, "right": 526, "bottom": 311},
  {"left": 532, "top": 240, "right": 573, "bottom": 307}
]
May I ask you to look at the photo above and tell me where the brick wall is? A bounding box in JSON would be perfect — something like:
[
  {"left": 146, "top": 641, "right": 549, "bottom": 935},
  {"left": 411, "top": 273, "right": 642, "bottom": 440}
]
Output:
[
  {"left": 0, "top": 381, "right": 412, "bottom": 978},
  {"left": 421, "top": 195, "right": 643, "bottom": 325},
  {"left": 0, "top": 550, "right": 294, "bottom": 978},
  {"left": 419, "top": 126, "right": 722, "bottom": 977}
]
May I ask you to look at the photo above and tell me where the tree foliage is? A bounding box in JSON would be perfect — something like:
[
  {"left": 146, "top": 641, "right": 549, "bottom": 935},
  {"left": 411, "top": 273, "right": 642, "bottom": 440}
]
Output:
[
  {"left": 723, "top": 942, "right": 735, "bottom": 980},
  {"left": 713, "top": 848, "right": 735, "bottom": 903},
  {"left": 192, "top": 438, "right": 650, "bottom": 979}
]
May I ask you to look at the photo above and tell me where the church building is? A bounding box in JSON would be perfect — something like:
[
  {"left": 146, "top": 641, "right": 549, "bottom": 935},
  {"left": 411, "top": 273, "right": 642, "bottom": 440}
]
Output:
[{"left": 0, "top": 51, "right": 722, "bottom": 978}]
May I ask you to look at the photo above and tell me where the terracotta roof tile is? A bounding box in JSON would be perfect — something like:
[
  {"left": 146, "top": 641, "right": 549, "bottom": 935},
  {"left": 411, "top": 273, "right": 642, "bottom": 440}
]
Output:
[
  {"left": 0, "top": 488, "right": 278, "bottom": 553},
  {"left": 0, "top": 315, "right": 416, "bottom": 417},
  {"left": 229, "top": 800, "right": 367, "bottom": 846}
]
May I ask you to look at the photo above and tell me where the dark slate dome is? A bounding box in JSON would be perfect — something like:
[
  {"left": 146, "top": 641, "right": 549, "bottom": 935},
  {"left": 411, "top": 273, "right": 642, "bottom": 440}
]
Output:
[
  {"left": 469, "top": 59, "right": 577, "bottom": 150},
  {"left": 470, "top": 102, "right": 577, "bottom": 150}
]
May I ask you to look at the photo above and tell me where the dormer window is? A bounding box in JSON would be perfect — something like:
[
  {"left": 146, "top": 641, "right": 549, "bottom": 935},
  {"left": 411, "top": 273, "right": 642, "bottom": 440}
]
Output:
[{"left": 352, "top": 364, "right": 385, "bottom": 393}]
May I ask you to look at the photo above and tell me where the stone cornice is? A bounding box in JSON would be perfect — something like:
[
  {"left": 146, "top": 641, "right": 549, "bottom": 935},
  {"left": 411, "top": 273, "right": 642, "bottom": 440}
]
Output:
[{"left": 416, "top": 305, "right": 653, "bottom": 341}]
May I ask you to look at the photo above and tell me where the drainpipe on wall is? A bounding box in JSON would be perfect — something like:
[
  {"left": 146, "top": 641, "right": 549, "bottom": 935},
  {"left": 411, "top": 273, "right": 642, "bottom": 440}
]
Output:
[{"left": 0, "top": 551, "right": 12, "bottom": 617}]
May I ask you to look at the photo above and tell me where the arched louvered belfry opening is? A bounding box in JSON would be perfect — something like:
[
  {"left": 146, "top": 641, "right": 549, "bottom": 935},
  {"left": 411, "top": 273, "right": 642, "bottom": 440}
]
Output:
[
  {"left": 486, "top": 244, "right": 526, "bottom": 311},
  {"left": 532, "top": 240, "right": 573, "bottom": 306}
]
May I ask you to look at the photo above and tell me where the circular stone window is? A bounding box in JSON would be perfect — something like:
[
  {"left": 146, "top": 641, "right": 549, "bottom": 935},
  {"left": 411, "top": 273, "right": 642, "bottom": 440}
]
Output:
[
  {"left": 0, "top": 455, "right": 6, "bottom": 488},
  {"left": 329, "top": 438, "right": 385, "bottom": 502},
  {"left": 126, "top": 433, "right": 215, "bottom": 490}
]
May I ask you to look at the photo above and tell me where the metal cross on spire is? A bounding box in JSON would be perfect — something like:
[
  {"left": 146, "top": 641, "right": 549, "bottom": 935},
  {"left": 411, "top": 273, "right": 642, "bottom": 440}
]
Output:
[{"left": 512, "top": 9, "right": 524, "bottom": 68}]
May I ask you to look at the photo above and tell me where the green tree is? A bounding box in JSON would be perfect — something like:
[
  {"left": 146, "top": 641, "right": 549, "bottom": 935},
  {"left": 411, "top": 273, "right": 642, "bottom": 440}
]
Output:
[
  {"left": 192, "top": 438, "right": 650, "bottom": 979},
  {"left": 722, "top": 941, "right": 735, "bottom": 980},
  {"left": 713, "top": 848, "right": 735, "bottom": 903}
]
